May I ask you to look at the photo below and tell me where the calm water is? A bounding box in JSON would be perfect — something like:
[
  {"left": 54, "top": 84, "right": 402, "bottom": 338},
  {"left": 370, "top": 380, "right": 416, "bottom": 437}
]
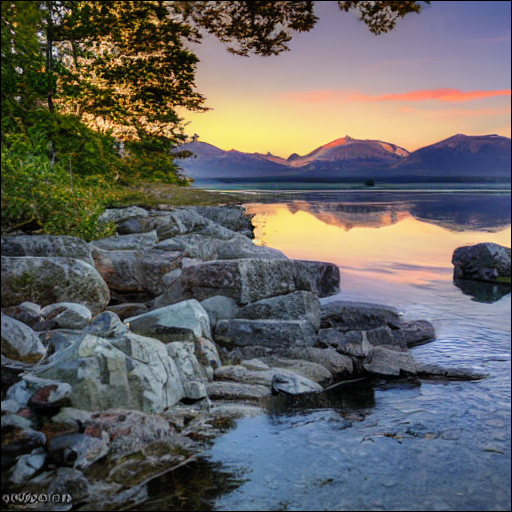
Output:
[{"left": 148, "top": 190, "right": 511, "bottom": 511}]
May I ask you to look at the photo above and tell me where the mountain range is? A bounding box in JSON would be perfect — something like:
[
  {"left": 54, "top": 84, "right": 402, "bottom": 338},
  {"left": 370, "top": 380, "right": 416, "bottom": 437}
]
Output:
[{"left": 174, "top": 134, "right": 511, "bottom": 184}]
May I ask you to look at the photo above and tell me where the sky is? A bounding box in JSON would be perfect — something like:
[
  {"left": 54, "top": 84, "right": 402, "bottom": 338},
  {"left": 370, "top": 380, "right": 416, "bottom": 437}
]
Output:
[{"left": 180, "top": 1, "right": 511, "bottom": 158}]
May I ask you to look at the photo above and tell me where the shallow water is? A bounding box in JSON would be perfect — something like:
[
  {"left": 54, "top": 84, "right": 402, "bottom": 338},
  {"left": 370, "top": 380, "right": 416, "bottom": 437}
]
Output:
[{"left": 147, "top": 191, "right": 511, "bottom": 511}]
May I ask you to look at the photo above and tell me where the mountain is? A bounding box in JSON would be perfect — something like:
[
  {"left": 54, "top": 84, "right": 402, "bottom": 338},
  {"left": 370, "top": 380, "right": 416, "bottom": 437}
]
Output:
[
  {"left": 393, "top": 134, "right": 511, "bottom": 178},
  {"left": 174, "top": 134, "right": 511, "bottom": 183}
]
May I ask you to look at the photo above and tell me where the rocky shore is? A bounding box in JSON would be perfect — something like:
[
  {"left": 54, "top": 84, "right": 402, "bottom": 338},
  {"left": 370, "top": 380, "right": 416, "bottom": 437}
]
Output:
[{"left": 1, "top": 205, "right": 493, "bottom": 510}]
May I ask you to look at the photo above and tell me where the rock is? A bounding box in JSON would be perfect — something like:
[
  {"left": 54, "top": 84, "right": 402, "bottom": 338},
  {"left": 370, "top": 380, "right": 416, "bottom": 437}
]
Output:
[
  {"left": 39, "top": 302, "right": 92, "bottom": 330},
  {"left": 271, "top": 373, "right": 322, "bottom": 395},
  {"left": 98, "top": 206, "right": 149, "bottom": 226},
  {"left": 106, "top": 303, "right": 149, "bottom": 321},
  {"left": 155, "top": 235, "right": 218, "bottom": 260},
  {"left": 1, "top": 256, "right": 110, "bottom": 315},
  {"left": 214, "top": 365, "right": 322, "bottom": 394},
  {"left": 363, "top": 346, "right": 418, "bottom": 377},
  {"left": 215, "top": 319, "right": 317, "bottom": 349},
  {"left": 51, "top": 408, "right": 93, "bottom": 430},
  {"left": 44, "top": 467, "right": 91, "bottom": 504},
  {"left": 33, "top": 332, "right": 202, "bottom": 413},
  {"left": 1, "top": 235, "right": 94, "bottom": 267},
  {"left": 41, "top": 329, "right": 83, "bottom": 358},
  {"left": 1, "top": 399, "right": 21, "bottom": 414},
  {"left": 48, "top": 432, "right": 110, "bottom": 469},
  {"left": 192, "top": 206, "right": 253, "bottom": 237},
  {"left": 1, "top": 356, "right": 33, "bottom": 401},
  {"left": 200, "top": 296, "right": 240, "bottom": 329},
  {"left": 86, "top": 311, "right": 128, "bottom": 338},
  {"left": 90, "top": 230, "right": 158, "bottom": 251},
  {"left": 258, "top": 357, "right": 332, "bottom": 385},
  {"left": 1, "top": 302, "right": 42, "bottom": 327},
  {"left": 125, "top": 300, "right": 212, "bottom": 343},
  {"left": 452, "top": 243, "right": 511, "bottom": 283},
  {"left": 240, "top": 358, "right": 270, "bottom": 370},
  {"left": 207, "top": 381, "right": 271, "bottom": 401},
  {"left": 91, "top": 247, "right": 182, "bottom": 296},
  {"left": 392, "top": 320, "right": 436, "bottom": 348},
  {"left": 7, "top": 447, "right": 46, "bottom": 485},
  {"left": 416, "top": 363, "right": 487, "bottom": 381},
  {"left": 210, "top": 402, "right": 263, "bottom": 422},
  {"left": 317, "top": 329, "right": 373, "bottom": 358},
  {"left": 215, "top": 235, "right": 288, "bottom": 260},
  {"left": 236, "top": 291, "right": 321, "bottom": 330},
  {"left": 166, "top": 342, "right": 208, "bottom": 400},
  {"left": 366, "top": 326, "right": 398, "bottom": 347},
  {"left": 194, "top": 337, "right": 222, "bottom": 381},
  {"left": 7, "top": 375, "right": 72, "bottom": 411},
  {"left": 154, "top": 259, "right": 340, "bottom": 308},
  {"left": 321, "top": 300, "right": 401, "bottom": 330},
  {"left": 1, "top": 313, "right": 46, "bottom": 364}
]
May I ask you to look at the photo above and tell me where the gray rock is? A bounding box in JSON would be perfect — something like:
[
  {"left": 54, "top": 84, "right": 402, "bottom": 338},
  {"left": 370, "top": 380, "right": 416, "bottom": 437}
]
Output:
[
  {"left": 90, "top": 230, "right": 158, "bottom": 250},
  {"left": 98, "top": 206, "right": 149, "bottom": 226},
  {"left": 317, "top": 329, "right": 373, "bottom": 358},
  {"left": 258, "top": 357, "right": 332, "bottom": 384},
  {"left": 86, "top": 311, "right": 128, "bottom": 338},
  {"left": 33, "top": 333, "right": 198, "bottom": 413},
  {"left": 1, "top": 256, "right": 110, "bottom": 315},
  {"left": 1, "top": 399, "right": 21, "bottom": 414},
  {"left": 1, "top": 313, "right": 46, "bottom": 364},
  {"left": 452, "top": 243, "right": 511, "bottom": 283},
  {"left": 1, "top": 356, "right": 33, "bottom": 401},
  {"left": 154, "top": 258, "right": 340, "bottom": 308},
  {"left": 191, "top": 206, "right": 253, "bottom": 236},
  {"left": 155, "top": 235, "right": 218, "bottom": 260},
  {"left": 215, "top": 234, "right": 288, "bottom": 260},
  {"left": 417, "top": 363, "right": 487, "bottom": 381},
  {"left": 7, "top": 447, "right": 46, "bottom": 485},
  {"left": 44, "top": 467, "right": 91, "bottom": 505},
  {"left": 1, "top": 235, "right": 94, "bottom": 267},
  {"left": 51, "top": 408, "right": 93, "bottom": 430},
  {"left": 7, "top": 374, "right": 72, "bottom": 409},
  {"left": 215, "top": 319, "right": 317, "bottom": 349},
  {"left": 106, "top": 303, "right": 149, "bottom": 321},
  {"left": 236, "top": 291, "right": 321, "bottom": 330},
  {"left": 321, "top": 300, "right": 401, "bottom": 330},
  {"left": 162, "top": 268, "right": 183, "bottom": 287},
  {"left": 40, "top": 302, "right": 92, "bottom": 330},
  {"left": 200, "top": 296, "right": 240, "bottom": 328},
  {"left": 240, "top": 359, "right": 271, "bottom": 371},
  {"left": 366, "top": 325, "right": 398, "bottom": 347},
  {"left": 167, "top": 342, "right": 208, "bottom": 400},
  {"left": 41, "top": 329, "right": 84, "bottom": 358},
  {"left": 48, "top": 432, "right": 110, "bottom": 469},
  {"left": 207, "top": 381, "right": 271, "bottom": 401},
  {"left": 91, "top": 247, "right": 182, "bottom": 295},
  {"left": 271, "top": 372, "right": 322, "bottom": 395},
  {"left": 392, "top": 320, "right": 436, "bottom": 348},
  {"left": 194, "top": 337, "right": 222, "bottom": 381},
  {"left": 1, "top": 302, "right": 42, "bottom": 327},
  {"left": 210, "top": 402, "right": 263, "bottom": 421},
  {"left": 125, "top": 300, "right": 212, "bottom": 343},
  {"left": 363, "top": 346, "right": 418, "bottom": 377}
]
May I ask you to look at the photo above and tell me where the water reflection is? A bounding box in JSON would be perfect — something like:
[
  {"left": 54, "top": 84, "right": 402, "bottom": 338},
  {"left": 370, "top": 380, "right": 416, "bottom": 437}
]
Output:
[{"left": 454, "top": 279, "right": 511, "bottom": 304}]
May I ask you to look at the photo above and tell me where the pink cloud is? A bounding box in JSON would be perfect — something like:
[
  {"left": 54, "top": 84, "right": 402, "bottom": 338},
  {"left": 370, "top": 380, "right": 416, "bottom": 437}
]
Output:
[
  {"left": 397, "top": 105, "right": 512, "bottom": 119},
  {"left": 284, "top": 88, "right": 511, "bottom": 104}
]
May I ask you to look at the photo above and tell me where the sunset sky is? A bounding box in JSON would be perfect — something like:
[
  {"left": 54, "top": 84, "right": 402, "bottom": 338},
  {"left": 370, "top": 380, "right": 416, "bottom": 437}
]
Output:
[{"left": 181, "top": 1, "right": 511, "bottom": 158}]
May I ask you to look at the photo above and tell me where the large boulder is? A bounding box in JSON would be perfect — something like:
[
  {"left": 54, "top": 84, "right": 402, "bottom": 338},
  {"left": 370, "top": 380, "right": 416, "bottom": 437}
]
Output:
[
  {"left": 155, "top": 235, "right": 218, "bottom": 260},
  {"left": 452, "top": 243, "right": 511, "bottom": 283},
  {"left": 214, "top": 235, "right": 288, "bottom": 260},
  {"left": 90, "top": 231, "right": 158, "bottom": 251},
  {"left": 1, "top": 235, "right": 94, "bottom": 267},
  {"left": 97, "top": 206, "right": 149, "bottom": 226},
  {"left": 125, "top": 300, "right": 212, "bottom": 343},
  {"left": 1, "top": 256, "right": 110, "bottom": 315},
  {"left": 191, "top": 206, "right": 254, "bottom": 237},
  {"left": 1, "top": 313, "right": 46, "bottom": 364},
  {"left": 33, "top": 332, "right": 206, "bottom": 413},
  {"left": 153, "top": 258, "right": 340, "bottom": 308},
  {"left": 236, "top": 291, "right": 321, "bottom": 331},
  {"left": 200, "top": 296, "right": 240, "bottom": 329},
  {"left": 215, "top": 319, "right": 317, "bottom": 349},
  {"left": 91, "top": 247, "right": 182, "bottom": 296},
  {"left": 321, "top": 301, "right": 401, "bottom": 330}
]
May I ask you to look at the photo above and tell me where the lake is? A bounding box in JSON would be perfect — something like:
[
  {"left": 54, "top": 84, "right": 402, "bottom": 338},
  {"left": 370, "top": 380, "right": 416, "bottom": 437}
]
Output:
[{"left": 143, "top": 189, "right": 511, "bottom": 511}]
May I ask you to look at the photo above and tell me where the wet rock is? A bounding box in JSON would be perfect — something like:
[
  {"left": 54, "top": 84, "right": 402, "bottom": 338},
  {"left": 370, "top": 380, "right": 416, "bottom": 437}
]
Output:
[
  {"left": 125, "top": 299, "right": 212, "bottom": 343},
  {"left": 1, "top": 313, "right": 46, "bottom": 364},
  {"left": 91, "top": 247, "right": 182, "bottom": 296},
  {"left": 86, "top": 311, "right": 128, "bottom": 338},
  {"left": 210, "top": 402, "right": 263, "bottom": 422},
  {"left": 6, "top": 447, "right": 46, "bottom": 485},
  {"left": 271, "top": 373, "right": 322, "bottom": 395},
  {"left": 452, "top": 243, "right": 511, "bottom": 283},
  {"left": 153, "top": 258, "right": 340, "bottom": 308},
  {"left": 106, "top": 303, "right": 149, "bottom": 321},
  {"left": 236, "top": 291, "right": 321, "bottom": 331},
  {"left": 1, "top": 302, "right": 42, "bottom": 327},
  {"left": 1, "top": 256, "right": 110, "bottom": 315},
  {"left": 167, "top": 342, "right": 208, "bottom": 400},
  {"left": 98, "top": 206, "right": 149, "bottom": 226},
  {"left": 39, "top": 302, "right": 92, "bottom": 330},
  {"left": 215, "top": 319, "right": 317, "bottom": 349},
  {"left": 33, "top": 333, "right": 199, "bottom": 413},
  {"left": 417, "top": 363, "right": 487, "bottom": 381},
  {"left": 207, "top": 381, "right": 271, "bottom": 401},
  {"left": 90, "top": 231, "right": 158, "bottom": 250},
  {"left": 1, "top": 235, "right": 94, "bottom": 267},
  {"left": 321, "top": 300, "right": 401, "bottom": 330},
  {"left": 363, "top": 346, "right": 418, "bottom": 377},
  {"left": 200, "top": 295, "right": 240, "bottom": 329},
  {"left": 392, "top": 320, "right": 436, "bottom": 348},
  {"left": 48, "top": 432, "right": 110, "bottom": 469}
]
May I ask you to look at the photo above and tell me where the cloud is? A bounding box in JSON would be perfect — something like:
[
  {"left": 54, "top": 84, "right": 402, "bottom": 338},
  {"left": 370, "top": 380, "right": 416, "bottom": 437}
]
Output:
[
  {"left": 284, "top": 88, "right": 511, "bottom": 104},
  {"left": 396, "top": 105, "right": 512, "bottom": 119}
]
